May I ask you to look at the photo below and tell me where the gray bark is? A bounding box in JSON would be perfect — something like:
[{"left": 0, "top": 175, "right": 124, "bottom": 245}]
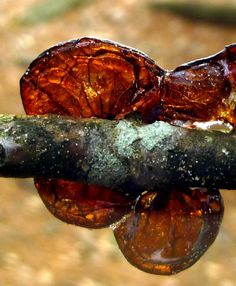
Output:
[{"left": 0, "top": 114, "right": 235, "bottom": 195}]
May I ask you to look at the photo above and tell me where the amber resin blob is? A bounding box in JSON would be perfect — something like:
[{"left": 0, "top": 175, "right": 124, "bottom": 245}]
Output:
[
  {"left": 20, "top": 38, "right": 165, "bottom": 228},
  {"left": 162, "top": 45, "right": 236, "bottom": 125},
  {"left": 20, "top": 37, "right": 163, "bottom": 120},
  {"left": 20, "top": 37, "right": 166, "bottom": 228},
  {"left": 35, "top": 178, "right": 133, "bottom": 228},
  {"left": 113, "top": 188, "right": 224, "bottom": 275},
  {"left": 21, "top": 37, "right": 236, "bottom": 125},
  {"left": 20, "top": 37, "right": 232, "bottom": 275}
]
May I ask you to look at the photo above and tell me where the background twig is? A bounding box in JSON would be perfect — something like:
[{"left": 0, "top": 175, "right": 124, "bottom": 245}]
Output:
[{"left": 150, "top": 1, "right": 236, "bottom": 26}]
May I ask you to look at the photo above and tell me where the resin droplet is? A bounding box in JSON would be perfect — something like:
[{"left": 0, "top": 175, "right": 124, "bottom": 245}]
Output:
[
  {"left": 20, "top": 37, "right": 163, "bottom": 120},
  {"left": 20, "top": 37, "right": 163, "bottom": 228},
  {"left": 113, "top": 188, "right": 224, "bottom": 275},
  {"left": 36, "top": 178, "right": 133, "bottom": 228},
  {"left": 161, "top": 44, "right": 236, "bottom": 126}
]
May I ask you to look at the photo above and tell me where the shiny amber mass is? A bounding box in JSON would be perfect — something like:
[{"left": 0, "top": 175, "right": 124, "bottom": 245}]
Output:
[
  {"left": 20, "top": 37, "right": 162, "bottom": 121},
  {"left": 113, "top": 188, "right": 224, "bottom": 275},
  {"left": 20, "top": 37, "right": 231, "bottom": 275},
  {"left": 35, "top": 178, "right": 133, "bottom": 228},
  {"left": 21, "top": 37, "right": 236, "bottom": 125}
]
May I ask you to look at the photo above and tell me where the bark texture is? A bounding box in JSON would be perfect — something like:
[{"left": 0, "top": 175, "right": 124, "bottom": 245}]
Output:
[{"left": 0, "top": 114, "right": 235, "bottom": 194}]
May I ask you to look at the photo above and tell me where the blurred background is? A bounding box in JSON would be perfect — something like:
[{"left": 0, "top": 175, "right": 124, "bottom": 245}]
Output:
[{"left": 1, "top": 0, "right": 236, "bottom": 285}]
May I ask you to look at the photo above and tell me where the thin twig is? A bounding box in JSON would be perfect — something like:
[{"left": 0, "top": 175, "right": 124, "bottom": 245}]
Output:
[
  {"left": 0, "top": 114, "right": 235, "bottom": 195},
  {"left": 150, "top": 1, "right": 236, "bottom": 25}
]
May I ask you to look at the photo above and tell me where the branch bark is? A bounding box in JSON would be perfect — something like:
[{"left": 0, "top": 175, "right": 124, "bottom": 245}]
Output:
[{"left": 0, "top": 114, "right": 235, "bottom": 194}]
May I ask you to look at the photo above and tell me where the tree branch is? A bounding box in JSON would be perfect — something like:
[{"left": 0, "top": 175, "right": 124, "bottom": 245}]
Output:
[{"left": 0, "top": 114, "right": 235, "bottom": 194}]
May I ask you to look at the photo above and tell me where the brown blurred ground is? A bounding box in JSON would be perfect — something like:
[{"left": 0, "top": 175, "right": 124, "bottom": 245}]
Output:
[{"left": 1, "top": 0, "right": 236, "bottom": 285}]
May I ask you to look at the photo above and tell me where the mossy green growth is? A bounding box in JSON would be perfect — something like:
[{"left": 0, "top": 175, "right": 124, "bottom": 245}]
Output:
[{"left": 0, "top": 114, "right": 16, "bottom": 123}]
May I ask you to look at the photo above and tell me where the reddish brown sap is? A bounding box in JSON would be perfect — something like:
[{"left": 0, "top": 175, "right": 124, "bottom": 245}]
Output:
[
  {"left": 20, "top": 38, "right": 164, "bottom": 229},
  {"left": 161, "top": 45, "right": 236, "bottom": 124},
  {"left": 20, "top": 37, "right": 163, "bottom": 120},
  {"left": 20, "top": 37, "right": 229, "bottom": 274},
  {"left": 113, "top": 188, "right": 224, "bottom": 275},
  {"left": 35, "top": 179, "right": 133, "bottom": 228},
  {"left": 20, "top": 37, "right": 236, "bottom": 125}
]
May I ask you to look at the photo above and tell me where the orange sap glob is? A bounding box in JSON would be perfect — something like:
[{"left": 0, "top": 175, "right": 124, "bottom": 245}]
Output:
[{"left": 20, "top": 38, "right": 231, "bottom": 274}]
